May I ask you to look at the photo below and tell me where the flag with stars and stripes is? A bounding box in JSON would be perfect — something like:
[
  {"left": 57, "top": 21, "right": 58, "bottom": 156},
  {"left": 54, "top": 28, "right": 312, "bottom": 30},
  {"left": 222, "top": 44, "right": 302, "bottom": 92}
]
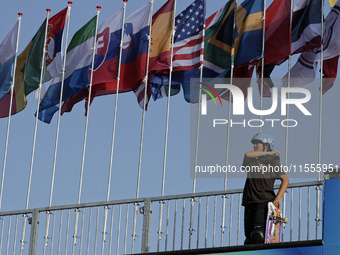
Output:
[
  {"left": 172, "top": 0, "right": 205, "bottom": 72},
  {"left": 150, "top": 0, "right": 205, "bottom": 101}
]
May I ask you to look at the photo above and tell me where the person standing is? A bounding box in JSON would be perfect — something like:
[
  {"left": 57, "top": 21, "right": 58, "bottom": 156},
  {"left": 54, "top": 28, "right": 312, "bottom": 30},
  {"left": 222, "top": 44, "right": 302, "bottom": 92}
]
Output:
[{"left": 242, "top": 132, "right": 289, "bottom": 244}]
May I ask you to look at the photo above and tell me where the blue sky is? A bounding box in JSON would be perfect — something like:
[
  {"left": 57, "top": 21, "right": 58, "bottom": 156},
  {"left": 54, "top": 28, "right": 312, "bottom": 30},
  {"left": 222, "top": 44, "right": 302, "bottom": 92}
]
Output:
[{"left": 0, "top": 0, "right": 338, "bottom": 218}]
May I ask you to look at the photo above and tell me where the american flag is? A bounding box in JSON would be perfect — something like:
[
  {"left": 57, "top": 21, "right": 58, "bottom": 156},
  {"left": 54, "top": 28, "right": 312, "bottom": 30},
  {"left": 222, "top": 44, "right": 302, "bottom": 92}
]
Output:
[{"left": 172, "top": 0, "right": 205, "bottom": 71}]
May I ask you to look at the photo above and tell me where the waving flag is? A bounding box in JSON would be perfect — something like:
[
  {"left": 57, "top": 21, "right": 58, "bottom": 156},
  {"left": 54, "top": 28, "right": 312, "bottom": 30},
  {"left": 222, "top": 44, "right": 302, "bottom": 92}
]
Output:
[
  {"left": 61, "top": 3, "right": 152, "bottom": 115},
  {"left": 234, "top": 0, "right": 264, "bottom": 67},
  {"left": 91, "top": 8, "right": 124, "bottom": 85},
  {"left": 149, "top": 0, "right": 175, "bottom": 72},
  {"left": 44, "top": 7, "right": 69, "bottom": 82},
  {"left": 204, "top": 0, "right": 235, "bottom": 73},
  {"left": 151, "top": 0, "right": 206, "bottom": 101},
  {"left": 0, "top": 8, "right": 68, "bottom": 118},
  {"left": 132, "top": 0, "right": 175, "bottom": 109},
  {"left": 38, "top": 16, "right": 96, "bottom": 123},
  {"left": 329, "top": 0, "right": 337, "bottom": 7},
  {"left": 282, "top": 2, "right": 340, "bottom": 94},
  {"left": 262, "top": 0, "right": 291, "bottom": 66},
  {"left": 0, "top": 21, "right": 18, "bottom": 102},
  {"left": 154, "top": 0, "right": 202, "bottom": 72},
  {"left": 291, "top": 0, "right": 322, "bottom": 54}
]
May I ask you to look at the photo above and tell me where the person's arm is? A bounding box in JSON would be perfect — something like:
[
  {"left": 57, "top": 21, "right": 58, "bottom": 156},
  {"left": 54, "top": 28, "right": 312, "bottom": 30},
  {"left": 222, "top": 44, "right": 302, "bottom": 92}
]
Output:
[
  {"left": 245, "top": 150, "right": 280, "bottom": 159},
  {"left": 273, "top": 175, "right": 289, "bottom": 208}
]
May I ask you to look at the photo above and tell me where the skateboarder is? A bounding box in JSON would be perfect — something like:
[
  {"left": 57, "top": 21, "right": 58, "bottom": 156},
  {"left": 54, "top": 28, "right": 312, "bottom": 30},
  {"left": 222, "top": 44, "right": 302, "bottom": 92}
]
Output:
[{"left": 242, "top": 132, "right": 289, "bottom": 245}]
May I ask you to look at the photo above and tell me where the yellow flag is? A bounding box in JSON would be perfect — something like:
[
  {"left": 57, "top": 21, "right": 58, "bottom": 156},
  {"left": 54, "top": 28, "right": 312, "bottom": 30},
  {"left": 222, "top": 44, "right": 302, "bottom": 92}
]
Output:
[{"left": 329, "top": 0, "right": 337, "bottom": 7}]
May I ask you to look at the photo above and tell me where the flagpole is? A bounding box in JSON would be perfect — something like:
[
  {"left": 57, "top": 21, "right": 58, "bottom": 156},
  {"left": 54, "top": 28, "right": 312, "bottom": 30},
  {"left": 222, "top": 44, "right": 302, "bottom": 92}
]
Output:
[
  {"left": 20, "top": 9, "right": 51, "bottom": 254},
  {"left": 72, "top": 6, "right": 101, "bottom": 254},
  {"left": 26, "top": 9, "right": 51, "bottom": 210},
  {"left": 0, "top": 14, "right": 22, "bottom": 211},
  {"left": 189, "top": 0, "right": 207, "bottom": 249},
  {"left": 259, "top": 0, "right": 266, "bottom": 132},
  {"left": 282, "top": 0, "right": 294, "bottom": 242},
  {"left": 158, "top": 0, "right": 176, "bottom": 251},
  {"left": 101, "top": 1, "right": 128, "bottom": 254},
  {"left": 43, "top": 3, "right": 72, "bottom": 253},
  {"left": 132, "top": 0, "right": 154, "bottom": 252},
  {"left": 221, "top": 0, "right": 237, "bottom": 246},
  {"left": 193, "top": 0, "right": 207, "bottom": 196},
  {"left": 316, "top": 0, "right": 324, "bottom": 239}
]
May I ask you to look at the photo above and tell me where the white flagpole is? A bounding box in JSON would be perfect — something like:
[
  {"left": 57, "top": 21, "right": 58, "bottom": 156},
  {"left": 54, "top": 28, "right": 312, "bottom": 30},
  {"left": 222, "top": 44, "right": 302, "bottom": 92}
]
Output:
[
  {"left": 316, "top": 0, "right": 324, "bottom": 239},
  {"left": 0, "top": 13, "right": 22, "bottom": 211},
  {"left": 101, "top": 1, "right": 128, "bottom": 254},
  {"left": 49, "top": 1, "right": 72, "bottom": 208},
  {"left": 282, "top": 0, "right": 294, "bottom": 242},
  {"left": 221, "top": 0, "right": 237, "bottom": 246},
  {"left": 21, "top": 10, "right": 51, "bottom": 254},
  {"left": 72, "top": 6, "right": 101, "bottom": 254},
  {"left": 26, "top": 8, "right": 51, "bottom": 210},
  {"left": 259, "top": 0, "right": 266, "bottom": 132},
  {"left": 158, "top": 0, "right": 176, "bottom": 250},
  {"left": 132, "top": 0, "right": 154, "bottom": 252},
  {"left": 43, "top": 3, "right": 72, "bottom": 253},
  {"left": 191, "top": 5, "right": 206, "bottom": 246},
  {"left": 193, "top": 0, "right": 207, "bottom": 195}
]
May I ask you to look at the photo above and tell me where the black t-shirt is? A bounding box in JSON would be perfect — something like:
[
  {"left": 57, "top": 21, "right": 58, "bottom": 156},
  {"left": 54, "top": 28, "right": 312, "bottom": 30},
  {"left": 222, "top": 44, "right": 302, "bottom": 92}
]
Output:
[{"left": 242, "top": 154, "right": 286, "bottom": 206}]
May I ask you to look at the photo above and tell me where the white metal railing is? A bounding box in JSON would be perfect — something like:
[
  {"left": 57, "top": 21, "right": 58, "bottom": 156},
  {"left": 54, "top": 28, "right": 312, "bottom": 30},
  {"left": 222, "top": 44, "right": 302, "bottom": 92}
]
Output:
[{"left": 0, "top": 181, "right": 323, "bottom": 254}]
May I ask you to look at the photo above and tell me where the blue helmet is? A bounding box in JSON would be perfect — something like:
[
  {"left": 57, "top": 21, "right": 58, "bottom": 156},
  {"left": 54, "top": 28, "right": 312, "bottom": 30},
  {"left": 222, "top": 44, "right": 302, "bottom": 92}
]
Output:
[{"left": 251, "top": 132, "right": 275, "bottom": 150}]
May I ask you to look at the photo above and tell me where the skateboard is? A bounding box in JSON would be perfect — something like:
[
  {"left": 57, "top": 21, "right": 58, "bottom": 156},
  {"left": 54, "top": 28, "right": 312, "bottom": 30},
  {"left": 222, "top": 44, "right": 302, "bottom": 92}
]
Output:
[{"left": 265, "top": 202, "right": 288, "bottom": 243}]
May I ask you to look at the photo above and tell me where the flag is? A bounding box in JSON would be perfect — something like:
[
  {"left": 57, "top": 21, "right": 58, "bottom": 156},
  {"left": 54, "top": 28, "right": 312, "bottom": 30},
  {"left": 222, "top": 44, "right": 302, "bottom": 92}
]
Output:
[
  {"left": 133, "top": 80, "right": 152, "bottom": 109},
  {"left": 0, "top": 17, "right": 47, "bottom": 117},
  {"left": 151, "top": 0, "right": 232, "bottom": 103},
  {"left": 329, "top": 0, "right": 337, "bottom": 7},
  {"left": 61, "top": 3, "right": 152, "bottom": 115},
  {"left": 0, "top": 21, "right": 18, "bottom": 102},
  {"left": 234, "top": 0, "right": 264, "bottom": 67},
  {"left": 262, "top": 0, "right": 291, "bottom": 66},
  {"left": 0, "top": 8, "right": 68, "bottom": 118},
  {"left": 321, "top": 2, "right": 340, "bottom": 59},
  {"left": 44, "top": 7, "right": 69, "bottom": 82},
  {"left": 262, "top": 0, "right": 322, "bottom": 66},
  {"left": 291, "top": 0, "right": 323, "bottom": 54},
  {"left": 38, "top": 16, "right": 97, "bottom": 123},
  {"left": 148, "top": 0, "right": 175, "bottom": 72},
  {"left": 282, "top": 2, "right": 340, "bottom": 93},
  {"left": 322, "top": 56, "right": 338, "bottom": 94},
  {"left": 258, "top": 0, "right": 322, "bottom": 97},
  {"left": 281, "top": 51, "right": 317, "bottom": 89},
  {"left": 91, "top": 8, "right": 124, "bottom": 85},
  {"left": 133, "top": 0, "right": 175, "bottom": 109},
  {"left": 204, "top": 0, "right": 235, "bottom": 73},
  {"left": 172, "top": 0, "right": 205, "bottom": 72},
  {"left": 150, "top": 0, "right": 206, "bottom": 101}
]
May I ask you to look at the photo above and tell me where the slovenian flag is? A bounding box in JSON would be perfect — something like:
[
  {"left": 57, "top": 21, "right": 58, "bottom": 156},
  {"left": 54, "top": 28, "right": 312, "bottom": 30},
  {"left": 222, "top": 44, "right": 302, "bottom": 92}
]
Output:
[{"left": 60, "top": 2, "right": 152, "bottom": 114}]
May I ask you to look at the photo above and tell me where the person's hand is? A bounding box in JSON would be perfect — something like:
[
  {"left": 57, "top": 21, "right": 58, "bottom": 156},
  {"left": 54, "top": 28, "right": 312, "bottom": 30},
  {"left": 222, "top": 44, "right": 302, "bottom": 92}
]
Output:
[
  {"left": 269, "top": 151, "right": 280, "bottom": 157},
  {"left": 273, "top": 199, "right": 280, "bottom": 209}
]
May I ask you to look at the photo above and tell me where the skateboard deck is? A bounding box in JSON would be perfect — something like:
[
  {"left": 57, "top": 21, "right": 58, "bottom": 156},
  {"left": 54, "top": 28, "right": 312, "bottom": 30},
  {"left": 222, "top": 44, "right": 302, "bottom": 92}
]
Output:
[{"left": 265, "top": 202, "right": 288, "bottom": 243}]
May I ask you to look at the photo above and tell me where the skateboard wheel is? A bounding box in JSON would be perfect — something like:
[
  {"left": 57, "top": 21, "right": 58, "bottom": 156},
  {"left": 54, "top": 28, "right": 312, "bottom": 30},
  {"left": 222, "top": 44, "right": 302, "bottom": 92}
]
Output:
[
  {"left": 282, "top": 217, "right": 288, "bottom": 223},
  {"left": 272, "top": 211, "right": 277, "bottom": 217}
]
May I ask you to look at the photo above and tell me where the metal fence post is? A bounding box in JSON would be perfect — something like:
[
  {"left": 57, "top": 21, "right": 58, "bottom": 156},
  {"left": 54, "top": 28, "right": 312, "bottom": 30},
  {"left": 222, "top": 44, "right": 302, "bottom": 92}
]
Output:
[
  {"left": 141, "top": 199, "right": 152, "bottom": 253},
  {"left": 28, "top": 209, "right": 40, "bottom": 255}
]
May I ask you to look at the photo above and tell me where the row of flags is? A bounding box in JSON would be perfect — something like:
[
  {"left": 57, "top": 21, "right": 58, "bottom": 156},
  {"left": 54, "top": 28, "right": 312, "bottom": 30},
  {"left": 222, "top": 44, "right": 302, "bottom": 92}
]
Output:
[{"left": 0, "top": 0, "right": 339, "bottom": 124}]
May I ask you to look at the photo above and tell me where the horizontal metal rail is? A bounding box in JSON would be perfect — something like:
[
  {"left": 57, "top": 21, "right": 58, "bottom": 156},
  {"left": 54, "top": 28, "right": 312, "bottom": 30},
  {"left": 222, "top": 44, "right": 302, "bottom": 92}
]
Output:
[
  {"left": 0, "top": 181, "right": 324, "bottom": 254},
  {"left": 0, "top": 181, "right": 323, "bottom": 217}
]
